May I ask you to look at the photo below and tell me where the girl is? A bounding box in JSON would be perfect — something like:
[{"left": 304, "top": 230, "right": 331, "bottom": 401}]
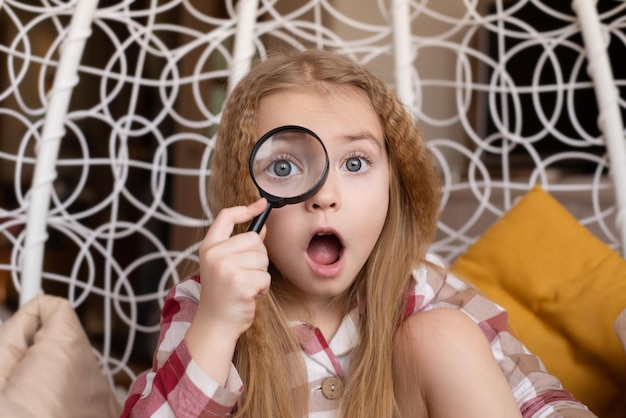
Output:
[{"left": 122, "top": 49, "right": 595, "bottom": 417}]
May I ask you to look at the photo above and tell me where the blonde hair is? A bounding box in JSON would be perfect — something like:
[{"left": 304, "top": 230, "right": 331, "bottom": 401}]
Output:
[{"left": 208, "top": 49, "right": 441, "bottom": 417}]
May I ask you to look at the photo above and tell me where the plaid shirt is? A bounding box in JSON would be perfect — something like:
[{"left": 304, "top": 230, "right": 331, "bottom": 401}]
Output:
[{"left": 121, "top": 253, "right": 596, "bottom": 417}]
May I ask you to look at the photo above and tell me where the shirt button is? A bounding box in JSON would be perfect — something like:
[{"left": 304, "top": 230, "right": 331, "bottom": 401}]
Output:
[{"left": 321, "top": 376, "right": 344, "bottom": 400}]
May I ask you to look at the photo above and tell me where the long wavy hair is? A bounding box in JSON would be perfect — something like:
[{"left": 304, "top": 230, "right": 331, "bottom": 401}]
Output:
[{"left": 207, "top": 49, "right": 442, "bottom": 417}]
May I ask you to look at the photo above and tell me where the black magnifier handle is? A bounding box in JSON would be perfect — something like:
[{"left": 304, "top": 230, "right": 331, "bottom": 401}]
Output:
[{"left": 248, "top": 201, "right": 272, "bottom": 233}]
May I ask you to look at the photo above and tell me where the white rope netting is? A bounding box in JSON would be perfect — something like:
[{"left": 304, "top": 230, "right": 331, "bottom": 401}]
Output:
[{"left": 0, "top": 0, "right": 624, "bottom": 391}]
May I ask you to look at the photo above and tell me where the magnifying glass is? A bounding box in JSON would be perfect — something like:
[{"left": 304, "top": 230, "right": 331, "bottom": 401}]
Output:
[{"left": 248, "top": 125, "right": 329, "bottom": 233}]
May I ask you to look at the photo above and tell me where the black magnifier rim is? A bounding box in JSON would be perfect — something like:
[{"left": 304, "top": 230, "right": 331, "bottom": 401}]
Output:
[{"left": 249, "top": 125, "right": 329, "bottom": 208}]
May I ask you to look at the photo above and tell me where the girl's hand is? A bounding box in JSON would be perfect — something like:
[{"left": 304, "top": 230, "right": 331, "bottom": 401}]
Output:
[
  {"left": 185, "top": 198, "right": 270, "bottom": 385},
  {"left": 197, "top": 198, "right": 270, "bottom": 338}
]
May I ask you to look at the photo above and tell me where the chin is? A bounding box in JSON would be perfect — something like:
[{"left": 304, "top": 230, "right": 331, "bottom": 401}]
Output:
[{"left": 312, "top": 279, "right": 356, "bottom": 299}]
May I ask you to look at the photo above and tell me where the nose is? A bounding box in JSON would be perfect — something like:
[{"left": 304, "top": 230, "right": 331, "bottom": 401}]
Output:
[{"left": 305, "top": 171, "right": 340, "bottom": 211}]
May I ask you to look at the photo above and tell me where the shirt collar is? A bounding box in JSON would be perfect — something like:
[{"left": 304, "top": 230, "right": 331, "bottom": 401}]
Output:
[{"left": 290, "top": 307, "right": 360, "bottom": 357}]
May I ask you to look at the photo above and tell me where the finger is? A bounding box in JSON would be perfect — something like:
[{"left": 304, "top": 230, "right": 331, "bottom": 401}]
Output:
[
  {"left": 225, "top": 244, "right": 269, "bottom": 272},
  {"left": 258, "top": 224, "right": 267, "bottom": 241},
  {"left": 255, "top": 285, "right": 269, "bottom": 298},
  {"left": 241, "top": 270, "right": 271, "bottom": 298},
  {"left": 205, "top": 198, "right": 267, "bottom": 243},
  {"left": 238, "top": 270, "right": 270, "bottom": 299}
]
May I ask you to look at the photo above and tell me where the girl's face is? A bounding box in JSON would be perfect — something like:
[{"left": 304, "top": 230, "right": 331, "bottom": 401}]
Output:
[{"left": 257, "top": 85, "right": 390, "bottom": 311}]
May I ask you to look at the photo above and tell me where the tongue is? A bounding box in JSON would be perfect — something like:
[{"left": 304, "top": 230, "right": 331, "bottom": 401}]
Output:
[{"left": 307, "top": 235, "right": 340, "bottom": 265}]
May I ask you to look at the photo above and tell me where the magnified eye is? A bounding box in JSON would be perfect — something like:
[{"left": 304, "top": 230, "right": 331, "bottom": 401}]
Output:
[
  {"left": 266, "top": 155, "right": 302, "bottom": 179},
  {"left": 271, "top": 159, "right": 293, "bottom": 176}
]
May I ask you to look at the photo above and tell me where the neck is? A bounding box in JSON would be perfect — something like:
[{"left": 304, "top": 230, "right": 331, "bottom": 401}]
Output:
[{"left": 281, "top": 297, "right": 346, "bottom": 342}]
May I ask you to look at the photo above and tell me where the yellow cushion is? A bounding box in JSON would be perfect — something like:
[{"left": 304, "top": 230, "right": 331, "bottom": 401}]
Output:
[{"left": 451, "top": 185, "right": 626, "bottom": 418}]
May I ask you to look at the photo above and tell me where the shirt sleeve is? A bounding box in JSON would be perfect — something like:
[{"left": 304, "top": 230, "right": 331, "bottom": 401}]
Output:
[
  {"left": 406, "top": 254, "right": 598, "bottom": 418},
  {"left": 121, "top": 276, "right": 243, "bottom": 417}
]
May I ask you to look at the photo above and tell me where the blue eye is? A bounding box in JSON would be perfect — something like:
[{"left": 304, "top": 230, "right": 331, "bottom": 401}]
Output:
[
  {"left": 271, "top": 160, "right": 295, "bottom": 177},
  {"left": 345, "top": 157, "right": 362, "bottom": 172},
  {"left": 344, "top": 152, "right": 374, "bottom": 173},
  {"left": 264, "top": 154, "right": 302, "bottom": 179}
]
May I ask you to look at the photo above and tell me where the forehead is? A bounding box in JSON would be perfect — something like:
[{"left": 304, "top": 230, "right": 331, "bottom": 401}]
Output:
[{"left": 256, "top": 85, "right": 383, "bottom": 144}]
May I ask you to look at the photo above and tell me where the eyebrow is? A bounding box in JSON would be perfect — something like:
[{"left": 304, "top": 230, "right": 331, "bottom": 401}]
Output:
[{"left": 340, "top": 132, "right": 385, "bottom": 149}]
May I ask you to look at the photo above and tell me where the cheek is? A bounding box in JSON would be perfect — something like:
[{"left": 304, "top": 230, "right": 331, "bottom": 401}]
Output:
[
  {"left": 363, "top": 176, "right": 390, "bottom": 234},
  {"left": 369, "top": 194, "right": 389, "bottom": 237},
  {"left": 263, "top": 206, "right": 299, "bottom": 252},
  {"left": 349, "top": 174, "right": 389, "bottom": 210},
  {"left": 265, "top": 205, "right": 292, "bottom": 231},
  {"left": 344, "top": 182, "right": 389, "bottom": 239}
]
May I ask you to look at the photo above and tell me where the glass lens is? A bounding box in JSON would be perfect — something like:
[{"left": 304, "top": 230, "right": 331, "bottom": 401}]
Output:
[{"left": 251, "top": 128, "right": 326, "bottom": 199}]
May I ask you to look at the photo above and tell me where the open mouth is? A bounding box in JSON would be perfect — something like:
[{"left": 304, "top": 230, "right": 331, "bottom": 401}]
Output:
[{"left": 307, "top": 233, "right": 343, "bottom": 265}]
